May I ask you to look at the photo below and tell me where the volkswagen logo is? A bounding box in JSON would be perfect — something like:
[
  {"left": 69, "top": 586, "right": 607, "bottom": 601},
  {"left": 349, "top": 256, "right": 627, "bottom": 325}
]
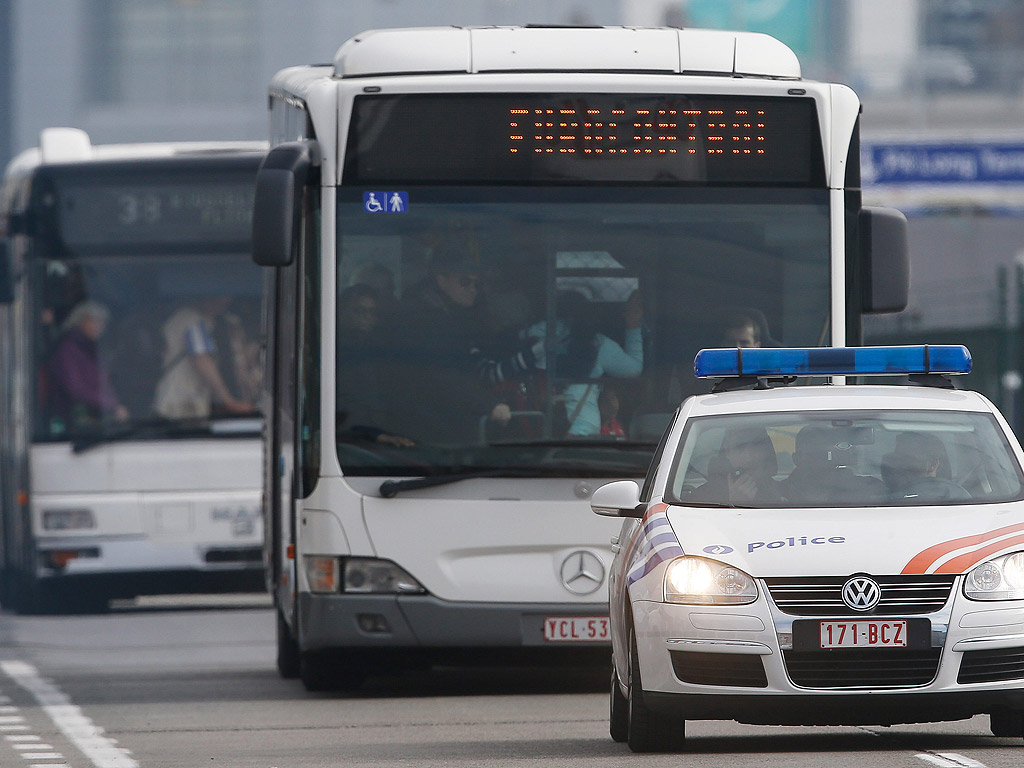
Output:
[
  {"left": 842, "top": 576, "right": 881, "bottom": 612},
  {"left": 559, "top": 550, "right": 605, "bottom": 595}
]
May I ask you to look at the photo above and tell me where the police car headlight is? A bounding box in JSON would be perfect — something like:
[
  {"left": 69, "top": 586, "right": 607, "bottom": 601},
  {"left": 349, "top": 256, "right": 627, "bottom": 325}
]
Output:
[
  {"left": 964, "top": 552, "right": 1024, "bottom": 600},
  {"left": 664, "top": 557, "right": 758, "bottom": 605},
  {"left": 343, "top": 558, "right": 426, "bottom": 595}
]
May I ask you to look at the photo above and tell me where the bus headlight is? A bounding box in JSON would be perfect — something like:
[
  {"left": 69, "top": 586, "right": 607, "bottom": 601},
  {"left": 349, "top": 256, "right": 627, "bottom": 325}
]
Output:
[
  {"left": 343, "top": 558, "right": 426, "bottom": 594},
  {"left": 304, "top": 555, "right": 340, "bottom": 593},
  {"left": 664, "top": 557, "right": 758, "bottom": 605},
  {"left": 41, "top": 508, "right": 96, "bottom": 531},
  {"left": 964, "top": 552, "right": 1024, "bottom": 600}
]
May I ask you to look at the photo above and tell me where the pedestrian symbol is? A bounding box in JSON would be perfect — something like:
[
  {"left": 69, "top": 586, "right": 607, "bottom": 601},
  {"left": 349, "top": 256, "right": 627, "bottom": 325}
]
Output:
[{"left": 364, "top": 191, "right": 408, "bottom": 214}]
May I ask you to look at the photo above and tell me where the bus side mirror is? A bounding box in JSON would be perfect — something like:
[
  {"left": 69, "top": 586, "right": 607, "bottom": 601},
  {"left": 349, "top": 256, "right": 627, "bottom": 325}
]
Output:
[
  {"left": 252, "top": 140, "right": 320, "bottom": 267},
  {"left": 860, "top": 206, "right": 909, "bottom": 314},
  {"left": 591, "top": 480, "right": 643, "bottom": 518},
  {"left": 0, "top": 241, "right": 13, "bottom": 304}
]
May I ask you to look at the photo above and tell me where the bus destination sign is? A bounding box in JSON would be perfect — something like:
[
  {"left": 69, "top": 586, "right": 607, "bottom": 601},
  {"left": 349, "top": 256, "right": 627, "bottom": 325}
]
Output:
[{"left": 345, "top": 93, "right": 823, "bottom": 186}]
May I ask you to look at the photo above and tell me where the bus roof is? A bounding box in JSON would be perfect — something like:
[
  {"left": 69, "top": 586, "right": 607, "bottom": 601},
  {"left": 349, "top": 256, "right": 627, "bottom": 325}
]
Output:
[
  {"left": 4, "top": 128, "right": 267, "bottom": 180},
  {"left": 332, "top": 26, "right": 801, "bottom": 80}
]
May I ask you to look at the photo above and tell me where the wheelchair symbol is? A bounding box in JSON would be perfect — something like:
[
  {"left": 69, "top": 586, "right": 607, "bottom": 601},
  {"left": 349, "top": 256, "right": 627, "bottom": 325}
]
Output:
[{"left": 364, "top": 192, "right": 384, "bottom": 213}]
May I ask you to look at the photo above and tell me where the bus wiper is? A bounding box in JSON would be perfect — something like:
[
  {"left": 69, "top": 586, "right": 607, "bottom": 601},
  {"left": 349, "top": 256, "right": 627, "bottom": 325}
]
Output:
[
  {"left": 71, "top": 414, "right": 263, "bottom": 453},
  {"left": 379, "top": 468, "right": 535, "bottom": 498},
  {"left": 486, "top": 439, "right": 657, "bottom": 449},
  {"left": 71, "top": 417, "right": 177, "bottom": 453}
]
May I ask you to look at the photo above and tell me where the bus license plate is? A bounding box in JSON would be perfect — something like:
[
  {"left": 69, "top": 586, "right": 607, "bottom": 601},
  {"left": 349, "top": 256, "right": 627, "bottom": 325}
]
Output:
[
  {"left": 544, "top": 616, "right": 609, "bottom": 642},
  {"left": 819, "top": 620, "right": 907, "bottom": 649}
]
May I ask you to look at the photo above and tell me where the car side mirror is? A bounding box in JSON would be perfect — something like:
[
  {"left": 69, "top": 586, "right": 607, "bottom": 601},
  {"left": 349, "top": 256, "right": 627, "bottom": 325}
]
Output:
[{"left": 591, "top": 480, "right": 643, "bottom": 518}]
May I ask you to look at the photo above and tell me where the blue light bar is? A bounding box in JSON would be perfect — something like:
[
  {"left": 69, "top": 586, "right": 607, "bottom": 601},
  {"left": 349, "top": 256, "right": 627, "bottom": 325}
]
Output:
[{"left": 694, "top": 345, "right": 972, "bottom": 379}]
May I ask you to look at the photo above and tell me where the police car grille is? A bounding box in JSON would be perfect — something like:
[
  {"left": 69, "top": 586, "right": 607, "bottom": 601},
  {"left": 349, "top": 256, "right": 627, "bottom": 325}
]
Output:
[
  {"left": 958, "top": 647, "right": 1024, "bottom": 684},
  {"left": 783, "top": 648, "right": 942, "bottom": 688},
  {"left": 670, "top": 651, "right": 768, "bottom": 688},
  {"left": 764, "top": 575, "right": 956, "bottom": 616}
]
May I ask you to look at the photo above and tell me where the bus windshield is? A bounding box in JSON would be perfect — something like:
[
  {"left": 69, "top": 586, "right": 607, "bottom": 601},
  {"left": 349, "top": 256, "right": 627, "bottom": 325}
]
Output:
[
  {"left": 335, "top": 186, "right": 830, "bottom": 477},
  {"left": 32, "top": 253, "right": 262, "bottom": 441}
]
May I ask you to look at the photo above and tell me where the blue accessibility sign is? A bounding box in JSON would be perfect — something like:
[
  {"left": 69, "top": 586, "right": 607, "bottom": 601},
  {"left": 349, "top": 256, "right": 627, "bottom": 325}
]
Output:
[{"left": 363, "top": 191, "right": 408, "bottom": 213}]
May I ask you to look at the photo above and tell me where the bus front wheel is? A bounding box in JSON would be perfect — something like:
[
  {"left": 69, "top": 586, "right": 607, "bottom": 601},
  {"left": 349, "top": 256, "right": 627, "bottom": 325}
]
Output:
[
  {"left": 299, "top": 650, "right": 366, "bottom": 692},
  {"left": 276, "top": 608, "right": 301, "bottom": 679}
]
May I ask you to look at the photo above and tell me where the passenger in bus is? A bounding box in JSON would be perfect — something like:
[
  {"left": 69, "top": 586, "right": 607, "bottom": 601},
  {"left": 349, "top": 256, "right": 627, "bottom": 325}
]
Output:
[
  {"left": 598, "top": 385, "right": 626, "bottom": 438},
  {"left": 153, "top": 296, "right": 254, "bottom": 419},
  {"left": 218, "top": 299, "right": 262, "bottom": 405},
  {"left": 388, "top": 244, "right": 540, "bottom": 444},
  {"left": 46, "top": 301, "right": 129, "bottom": 429},
  {"left": 524, "top": 290, "right": 643, "bottom": 436},
  {"left": 718, "top": 306, "right": 777, "bottom": 348},
  {"left": 337, "top": 284, "right": 413, "bottom": 447},
  {"left": 349, "top": 262, "right": 398, "bottom": 318}
]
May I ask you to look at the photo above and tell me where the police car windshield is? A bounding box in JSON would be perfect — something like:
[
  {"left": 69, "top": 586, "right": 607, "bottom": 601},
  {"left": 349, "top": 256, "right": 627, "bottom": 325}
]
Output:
[
  {"left": 334, "top": 186, "right": 831, "bottom": 476},
  {"left": 667, "top": 410, "right": 1024, "bottom": 508}
]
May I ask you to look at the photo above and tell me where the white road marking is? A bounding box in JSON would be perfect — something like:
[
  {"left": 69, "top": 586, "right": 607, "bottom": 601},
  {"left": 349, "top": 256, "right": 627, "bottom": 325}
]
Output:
[
  {"left": 13, "top": 742, "right": 54, "bottom": 750},
  {"left": 1, "top": 660, "right": 136, "bottom": 768},
  {"left": 936, "top": 755, "right": 986, "bottom": 768},
  {"left": 916, "top": 754, "right": 988, "bottom": 768}
]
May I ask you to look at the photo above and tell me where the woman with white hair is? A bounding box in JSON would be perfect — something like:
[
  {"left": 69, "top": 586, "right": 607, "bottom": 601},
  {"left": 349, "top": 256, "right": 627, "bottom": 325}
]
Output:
[{"left": 46, "top": 301, "right": 128, "bottom": 429}]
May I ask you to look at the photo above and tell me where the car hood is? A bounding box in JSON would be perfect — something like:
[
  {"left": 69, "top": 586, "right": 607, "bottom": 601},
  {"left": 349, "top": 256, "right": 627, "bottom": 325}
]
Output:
[{"left": 664, "top": 503, "right": 1024, "bottom": 577}]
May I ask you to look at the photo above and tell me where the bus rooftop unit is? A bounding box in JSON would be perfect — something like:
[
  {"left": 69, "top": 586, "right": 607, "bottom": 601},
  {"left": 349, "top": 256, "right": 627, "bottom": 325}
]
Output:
[{"left": 250, "top": 26, "right": 910, "bottom": 691}]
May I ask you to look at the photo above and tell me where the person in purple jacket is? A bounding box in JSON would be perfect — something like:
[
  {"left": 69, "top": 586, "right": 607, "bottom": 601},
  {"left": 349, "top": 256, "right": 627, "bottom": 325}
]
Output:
[{"left": 47, "top": 301, "right": 128, "bottom": 429}]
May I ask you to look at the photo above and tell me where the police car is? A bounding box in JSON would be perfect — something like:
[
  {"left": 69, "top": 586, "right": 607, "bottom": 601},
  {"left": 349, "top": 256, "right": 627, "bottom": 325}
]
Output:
[{"left": 593, "top": 345, "right": 1024, "bottom": 752}]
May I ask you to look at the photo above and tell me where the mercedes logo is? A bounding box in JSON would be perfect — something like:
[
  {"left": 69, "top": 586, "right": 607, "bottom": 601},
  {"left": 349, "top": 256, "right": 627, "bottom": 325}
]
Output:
[
  {"left": 842, "top": 576, "right": 881, "bottom": 612},
  {"left": 559, "top": 550, "right": 605, "bottom": 595}
]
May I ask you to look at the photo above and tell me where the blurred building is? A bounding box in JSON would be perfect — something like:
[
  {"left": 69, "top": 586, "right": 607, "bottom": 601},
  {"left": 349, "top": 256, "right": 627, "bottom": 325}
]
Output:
[
  {"left": 6, "top": 0, "right": 1024, "bottom": 426},
  {"left": 4, "top": 0, "right": 624, "bottom": 159}
]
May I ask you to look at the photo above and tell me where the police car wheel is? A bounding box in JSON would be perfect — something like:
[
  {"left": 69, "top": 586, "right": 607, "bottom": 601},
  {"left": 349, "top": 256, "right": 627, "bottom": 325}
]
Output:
[
  {"left": 609, "top": 660, "right": 628, "bottom": 742},
  {"left": 990, "top": 711, "right": 1024, "bottom": 738},
  {"left": 626, "top": 626, "right": 686, "bottom": 752}
]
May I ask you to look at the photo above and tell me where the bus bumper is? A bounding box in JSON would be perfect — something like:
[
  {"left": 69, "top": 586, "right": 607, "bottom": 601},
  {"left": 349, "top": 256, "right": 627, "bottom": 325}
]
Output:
[{"left": 298, "top": 592, "right": 609, "bottom": 651}]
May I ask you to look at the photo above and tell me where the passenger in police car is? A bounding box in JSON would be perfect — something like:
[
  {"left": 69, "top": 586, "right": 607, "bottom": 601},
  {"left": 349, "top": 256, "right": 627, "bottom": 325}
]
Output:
[
  {"left": 779, "top": 424, "right": 886, "bottom": 505},
  {"left": 688, "top": 426, "right": 782, "bottom": 505}
]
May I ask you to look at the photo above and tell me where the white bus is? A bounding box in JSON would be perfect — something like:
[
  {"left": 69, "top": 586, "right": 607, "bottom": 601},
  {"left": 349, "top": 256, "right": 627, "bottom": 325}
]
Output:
[
  {"left": 0, "top": 129, "right": 267, "bottom": 613},
  {"left": 252, "top": 26, "right": 910, "bottom": 690}
]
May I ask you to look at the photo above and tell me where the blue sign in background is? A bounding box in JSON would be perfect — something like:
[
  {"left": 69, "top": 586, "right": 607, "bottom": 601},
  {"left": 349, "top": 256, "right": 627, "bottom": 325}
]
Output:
[{"left": 863, "top": 144, "right": 1024, "bottom": 185}]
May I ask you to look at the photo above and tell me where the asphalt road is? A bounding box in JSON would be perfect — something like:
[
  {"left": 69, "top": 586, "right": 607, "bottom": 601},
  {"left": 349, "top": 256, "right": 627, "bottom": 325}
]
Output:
[{"left": 1, "top": 595, "right": 1022, "bottom": 768}]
